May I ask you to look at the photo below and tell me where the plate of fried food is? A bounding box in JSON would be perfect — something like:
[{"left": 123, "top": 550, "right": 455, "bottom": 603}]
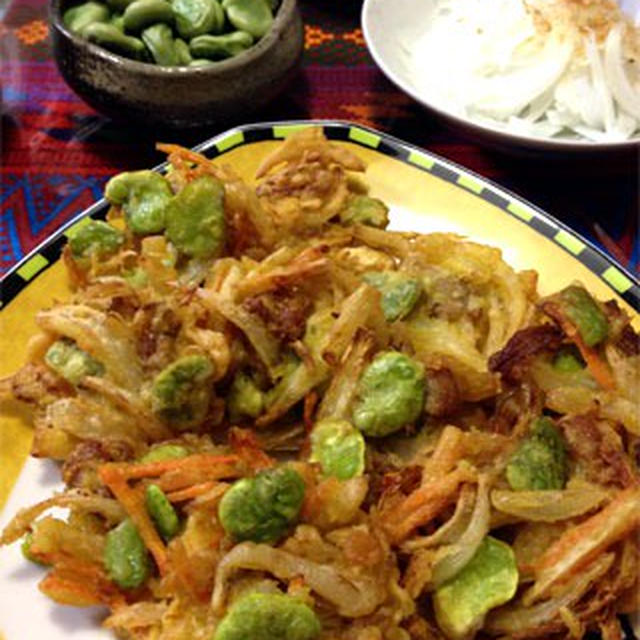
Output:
[{"left": 0, "top": 122, "right": 638, "bottom": 640}]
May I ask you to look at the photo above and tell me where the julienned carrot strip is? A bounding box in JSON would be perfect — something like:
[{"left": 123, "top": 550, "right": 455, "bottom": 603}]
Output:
[
  {"left": 117, "top": 454, "right": 240, "bottom": 481},
  {"left": 156, "top": 144, "right": 221, "bottom": 175},
  {"left": 165, "top": 482, "right": 218, "bottom": 503},
  {"left": 380, "top": 466, "right": 475, "bottom": 544},
  {"left": 556, "top": 319, "right": 616, "bottom": 391},
  {"left": 156, "top": 463, "right": 241, "bottom": 492},
  {"left": 40, "top": 558, "right": 125, "bottom": 608},
  {"left": 99, "top": 465, "right": 168, "bottom": 575},
  {"left": 572, "top": 332, "right": 616, "bottom": 391},
  {"left": 229, "top": 428, "right": 275, "bottom": 471},
  {"left": 525, "top": 487, "right": 640, "bottom": 604}
]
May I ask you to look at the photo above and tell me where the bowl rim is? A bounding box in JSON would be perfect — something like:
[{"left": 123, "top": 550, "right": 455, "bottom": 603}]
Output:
[
  {"left": 50, "top": 0, "right": 299, "bottom": 75},
  {"left": 361, "top": 0, "right": 640, "bottom": 152}
]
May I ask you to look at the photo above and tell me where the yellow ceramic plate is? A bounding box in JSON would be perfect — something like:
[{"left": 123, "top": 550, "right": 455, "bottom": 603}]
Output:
[{"left": 0, "top": 121, "right": 638, "bottom": 640}]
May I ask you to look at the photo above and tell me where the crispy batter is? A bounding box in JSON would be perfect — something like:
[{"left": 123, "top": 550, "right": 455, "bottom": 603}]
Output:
[
  {"left": 560, "top": 412, "right": 639, "bottom": 488},
  {"left": 1, "top": 129, "right": 638, "bottom": 640},
  {"left": 488, "top": 324, "right": 564, "bottom": 383}
]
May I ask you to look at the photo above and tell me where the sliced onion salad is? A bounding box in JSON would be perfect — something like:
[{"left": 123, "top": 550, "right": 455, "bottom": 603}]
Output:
[{"left": 411, "top": 0, "right": 640, "bottom": 142}]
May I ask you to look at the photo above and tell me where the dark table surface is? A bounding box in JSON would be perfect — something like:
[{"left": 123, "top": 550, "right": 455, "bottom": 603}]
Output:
[{"left": 1, "top": 0, "right": 638, "bottom": 278}]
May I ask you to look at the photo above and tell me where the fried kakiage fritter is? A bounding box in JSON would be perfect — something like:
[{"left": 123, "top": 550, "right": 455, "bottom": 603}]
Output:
[{"left": 1, "top": 129, "right": 638, "bottom": 640}]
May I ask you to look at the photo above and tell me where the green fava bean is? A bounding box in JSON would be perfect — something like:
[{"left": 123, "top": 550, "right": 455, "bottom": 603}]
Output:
[
  {"left": 104, "top": 518, "right": 151, "bottom": 589},
  {"left": 142, "top": 23, "right": 180, "bottom": 65},
  {"left": 173, "top": 0, "right": 225, "bottom": 39},
  {"left": 228, "top": 372, "right": 265, "bottom": 421},
  {"left": 69, "top": 219, "right": 125, "bottom": 258},
  {"left": 310, "top": 419, "right": 365, "bottom": 480},
  {"left": 165, "top": 175, "right": 226, "bottom": 258},
  {"left": 151, "top": 354, "right": 214, "bottom": 427},
  {"left": 339, "top": 195, "right": 389, "bottom": 229},
  {"left": 64, "top": 1, "right": 111, "bottom": 35},
  {"left": 433, "top": 536, "right": 518, "bottom": 640},
  {"left": 21, "top": 533, "right": 49, "bottom": 566},
  {"left": 146, "top": 484, "right": 180, "bottom": 540},
  {"left": 110, "top": 12, "right": 126, "bottom": 30},
  {"left": 218, "top": 467, "right": 305, "bottom": 543},
  {"left": 122, "top": 266, "right": 149, "bottom": 288},
  {"left": 362, "top": 271, "right": 422, "bottom": 322},
  {"left": 189, "top": 31, "right": 254, "bottom": 60},
  {"left": 189, "top": 58, "right": 216, "bottom": 67},
  {"left": 174, "top": 38, "right": 193, "bottom": 64},
  {"left": 552, "top": 347, "right": 584, "bottom": 372},
  {"left": 352, "top": 351, "right": 425, "bottom": 437},
  {"left": 506, "top": 417, "right": 567, "bottom": 491},
  {"left": 123, "top": 0, "right": 174, "bottom": 31},
  {"left": 139, "top": 444, "right": 189, "bottom": 462},
  {"left": 105, "top": 170, "right": 172, "bottom": 234},
  {"left": 221, "top": 0, "right": 273, "bottom": 38},
  {"left": 558, "top": 285, "right": 609, "bottom": 347},
  {"left": 214, "top": 592, "right": 321, "bottom": 640},
  {"left": 84, "top": 22, "right": 147, "bottom": 59},
  {"left": 45, "top": 339, "right": 105, "bottom": 385}
]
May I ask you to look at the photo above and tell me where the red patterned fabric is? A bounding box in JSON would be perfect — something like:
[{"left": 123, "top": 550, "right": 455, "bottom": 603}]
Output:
[{"left": 1, "top": 0, "right": 638, "bottom": 274}]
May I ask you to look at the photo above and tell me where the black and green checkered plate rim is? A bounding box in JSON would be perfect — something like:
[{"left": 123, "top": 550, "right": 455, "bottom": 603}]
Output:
[{"left": 2, "top": 120, "right": 639, "bottom": 311}]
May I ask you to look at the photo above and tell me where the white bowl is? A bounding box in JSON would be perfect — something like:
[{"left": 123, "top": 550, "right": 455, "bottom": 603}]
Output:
[{"left": 361, "top": 0, "right": 640, "bottom": 153}]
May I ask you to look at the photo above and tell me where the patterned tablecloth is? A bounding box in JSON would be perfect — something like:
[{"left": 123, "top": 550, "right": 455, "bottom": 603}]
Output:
[{"left": 0, "top": 0, "right": 638, "bottom": 277}]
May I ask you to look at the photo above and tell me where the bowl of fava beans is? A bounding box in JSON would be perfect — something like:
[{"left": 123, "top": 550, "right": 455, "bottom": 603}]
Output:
[{"left": 50, "top": 0, "right": 303, "bottom": 127}]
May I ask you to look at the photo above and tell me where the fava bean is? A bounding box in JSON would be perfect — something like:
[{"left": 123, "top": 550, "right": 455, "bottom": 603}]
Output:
[
  {"left": 222, "top": 0, "right": 273, "bottom": 38},
  {"left": 122, "top": 266, "right": 149, "bottom": 288},
  {"left": 433, "top": 536, "right": 518, "bottom": 639},
  {"left": 228, "top": 372, "right": 265, "bottom": 421},
  {"left": 64, "top": 1, "right": 111, "bottom": 35},
  {"left": 352, "top": 351, "right": 425, "bottom": 437},
  {"left": 105, "top": 170, "right": 172, "bottom": 234},
  {"left": 214, "top": 592, "right": 321, "bottom": 640},
  {"left": 165, "top": 174, "right": 226, "bottom": 258},
  {"left": 189, "top": 58, "right": 216, "bottom": 67},
  {"left": 21, "top": 532, "right": 49, "bottom": 566},
  {"left": 151, "top": 354, "right": 214, "bottom": 427},
  {"left": 173, "top": 0, "right": 225, "bottom": 39},
  {"left": 552, "top": 347, "right": 584, "bottom": 372},
  {"left": 309, "top": 418, "right": 365, "bottom": 480},
  {"left": 506, "top": 417, "right": 567, "bottom": 491},
  {"left": 104, "top": 518, "right": 151, "bottom": 589},
  {"left": 69, "top": 219, "right": 125, "bottom": 258},
  {"left": 189, "top": 31, "right": 253, "bottom": 60},
  {"left": 139, "top": 444, "right": 189, "bottom": 462},
  {"left": 339, "top": 195, "right": 389, "bottom": 229},
  {"left": 558, "top": 285, "right": 609, "bottom": 347},
  {"left": 123, "top": 0, "right": 174, "bottom": 31},
  {"left": 145, "top": 484, "right": 180, "bottom": 540},
  {"left": 174, "top": 38, "right": 193, "bottom": 64},
  {"left": 362, "top": 270, "right": 422, "bottom": 322},
  {"left": 142, "top": 23, "right": 180, "bottom": 65},
  {"left": 110, "top": 12, "right": 125, "bottom": 30},
  {"left": 84, "top": 22, "right": 147, "bottom": 59},
  {"left": 218, "top": 467, "right": 305, "bottom": 543},
  {"left": 45, "top": 339, "right": 105, "bottom": 385}
]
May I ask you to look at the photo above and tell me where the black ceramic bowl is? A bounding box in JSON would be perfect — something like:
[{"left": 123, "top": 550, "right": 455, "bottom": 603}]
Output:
[{"left": 50, "top": 0, "right": 304, "bottom": 128}]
